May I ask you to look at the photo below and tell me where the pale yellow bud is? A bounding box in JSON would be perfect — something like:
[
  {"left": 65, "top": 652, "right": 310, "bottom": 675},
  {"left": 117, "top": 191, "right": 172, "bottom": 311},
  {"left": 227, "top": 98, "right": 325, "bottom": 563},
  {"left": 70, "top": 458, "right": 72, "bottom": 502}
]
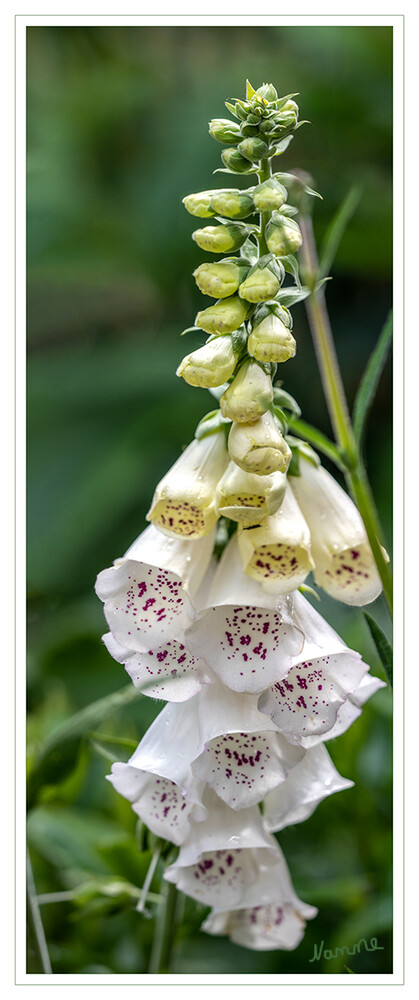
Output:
[
  {"left": 228, "top": 411, "right": 292, "bottom": 476},
  {"left": 248, "top": 313, "right": 296, "bottom": 363},
  {"left": 177, "top": 336, "right": 238, "bottom": 389},
  {"left": 238, "top": 267, "right": 281, "bottom": 303},
  {"left": 195, "top": 296, "right": 249, "bottom": 336},
  {"left": 237, "top": 484, "right": 314, "bottom": 593},
  {"left": 220, "top": 360, "right": 273, "bottom": 423},
  {"left": 193, "top": 261, "right": 242, "bottom": 299},
  {"left": 147, "top": 432, "right": 229, "bottom": 539},
  {"left": 215, "top": 462, "right": 286, "bottom": 526},
  {"left": 182, "top": 191, "right": 218, "bottom": 218}
]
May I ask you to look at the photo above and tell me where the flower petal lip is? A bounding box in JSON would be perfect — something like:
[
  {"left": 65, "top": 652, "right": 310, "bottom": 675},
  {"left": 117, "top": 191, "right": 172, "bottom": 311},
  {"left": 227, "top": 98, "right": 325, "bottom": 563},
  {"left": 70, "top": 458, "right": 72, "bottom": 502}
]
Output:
[
  {"left": 202, "top": 902, "right": 315, "bottom": 951},
  {"left": 237, "top": 482, "right": 314, "bottom": 593},
  {"left": 215, "top": 463, "right": 287, "bottom": 526},
  {"left": 147, "top": 433, "right": 228, "bottom": 539},
  {"left": 95, "top": 526, "right": 215, "bottom": 652},
  {"left": 107, "top": 764, "right": 203, "bottom": 846},
  {"left": 184, "top": 535, "right": 305, "bottom": 694},
  {"left": 289, "top": 457, "right": 386, "bottom": 605},
  {"left": 263, "top": 743, "right": 354, "bottom": 832},
  {"left": 257, "top": 590, "right": 370, "bottom": 741},
  {"left": 102, "top": 631, "right": 210, "bottom": 702}
]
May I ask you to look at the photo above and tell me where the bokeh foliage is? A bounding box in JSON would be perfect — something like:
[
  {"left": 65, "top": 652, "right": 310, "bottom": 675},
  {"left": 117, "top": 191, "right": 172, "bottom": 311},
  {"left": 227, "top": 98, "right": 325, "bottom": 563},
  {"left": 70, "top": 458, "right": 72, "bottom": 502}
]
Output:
[{"left": 27, "top": 24, "right": 392, "bottom": 975}]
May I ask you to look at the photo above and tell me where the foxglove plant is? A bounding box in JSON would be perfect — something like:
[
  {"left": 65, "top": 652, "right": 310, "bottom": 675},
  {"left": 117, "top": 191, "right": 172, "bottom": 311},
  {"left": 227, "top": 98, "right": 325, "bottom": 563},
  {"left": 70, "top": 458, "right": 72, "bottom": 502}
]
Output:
[{"left": 95, "top": 80, "right": 391, "bottom": 968}]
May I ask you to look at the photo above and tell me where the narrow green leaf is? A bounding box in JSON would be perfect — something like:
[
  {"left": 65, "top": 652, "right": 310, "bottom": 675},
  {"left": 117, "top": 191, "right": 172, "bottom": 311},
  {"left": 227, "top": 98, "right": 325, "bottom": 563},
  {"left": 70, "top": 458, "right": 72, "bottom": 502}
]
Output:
[
  {"left": 272, "top": 387, "right": 301, "bottom": 416},
  {"left": 287, "top": 417, "right": 347, "bottom": 471},
  {"left": 352, "top": 311, "right": 393, "bottom": 448},
  {"left": 318, "top": 185, "right": 362, "bottom": 278},
  {"left": 363, "top": 613, "right": 393, "bottom": 688}
]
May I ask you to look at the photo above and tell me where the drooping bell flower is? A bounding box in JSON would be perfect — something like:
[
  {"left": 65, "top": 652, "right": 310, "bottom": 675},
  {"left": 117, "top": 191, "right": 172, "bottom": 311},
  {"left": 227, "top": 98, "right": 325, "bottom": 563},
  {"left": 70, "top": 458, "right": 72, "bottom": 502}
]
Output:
[
  {"left": 95, "top": 525, "right": 215, "bottom": 652},
  {"left": 184, "top": 534, "right": 304, "bottom": 695},
  {"left": 228, "top": 410, "right": 292, "bottom": 476},
  {"left": 263, "top": 743, "right": 353, "bottom": 832},
  {"left": 107, "top": 763, "right": 206, "bottom": 846},
  {"left": 122, "top": 678, "right": 305, "bottom": 810},
  {"left": 202, "top": 899, "right": 316, "bottom": 952},
  {"left": 237, "top": 481, "right": 314, "bottom": 592},
  {"left": 101, "top": 631, "right": 212, "bottom": 703},
  {"left": 215, "top": 462, "right": 286, "bottom": 526},
  {"left": 289, "top": 457, "right": 386, "bottom": 605},
  {"left": 147, "top": 431, "right": 228, "bottom": 539},
  {"left": 257, "top": 590, "right": 371, "bottom": 742},
  {"left": 165, "top": 790, "right": 317, "bottom": 922}
]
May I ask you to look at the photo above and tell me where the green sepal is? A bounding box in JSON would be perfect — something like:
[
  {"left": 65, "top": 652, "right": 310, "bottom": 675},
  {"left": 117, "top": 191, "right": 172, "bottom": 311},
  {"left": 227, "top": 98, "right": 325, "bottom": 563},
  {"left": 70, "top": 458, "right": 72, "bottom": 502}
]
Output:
[
  {"left": 286, "top": 434, "right": 320, "bottom": 468},
  {"left": 274, "top": 171, "right": 323, "bottom": 201},
  {"left": 298, "top": 583, "right": 321, "bottom": 602},
  {"left": 225, "top": 101, "right": 239, "bottom": 117},
  {"left": 271, "top": 135, "right": 294, "bottom": 157},
  {"left": 274, "top": 285, "right": 313, "bottom": 308},
  {"left": 279, "top": 204, "right": 299, "bottom": 217},
  {"left": 246, "top": 80, "right": 258, "bottom": 100},
  {"left": 279, "top": 254, "right": 301, "bottom": 286},
  {"left": 273, "top": 386, "right": 302, "bottom": 416},
  {"left": 231, "top": 324, "right": 249, "bottom": 356},
  {"left": 240, "top": 237, "right": 259, "bottom": 264},
  {"left": 240, "top": 122, "right": 260, "bottom": 137},
  {"left": 271, "top": 405, "right": 288, "bottom": 435},
  {"left": 273, "top": 93, "right": 299, "bottom": 111},
  {"left": 180, "top": 325, "right": 202, "bottom": 336},
  {"left": 195, "top": 409, "right": 231, "bottom": 441},
  {"left": 234, "top": 100, "right": 249, "bottom": 121}
]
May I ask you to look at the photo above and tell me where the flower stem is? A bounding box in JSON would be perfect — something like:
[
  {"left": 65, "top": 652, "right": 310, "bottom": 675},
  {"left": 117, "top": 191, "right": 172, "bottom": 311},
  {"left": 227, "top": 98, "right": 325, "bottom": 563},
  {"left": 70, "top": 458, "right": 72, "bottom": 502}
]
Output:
[
  {"left": 257, "top": 158, "right": 271, "bottom": 256},
  {"left": 148, "top": 879, "right": 178, "bottom": 974},
  {"left": 299, "top": 213, "right": 393, "bottom": 619},
  {"left": 27, "top": 849, "right": 52, "bottom": 974}
]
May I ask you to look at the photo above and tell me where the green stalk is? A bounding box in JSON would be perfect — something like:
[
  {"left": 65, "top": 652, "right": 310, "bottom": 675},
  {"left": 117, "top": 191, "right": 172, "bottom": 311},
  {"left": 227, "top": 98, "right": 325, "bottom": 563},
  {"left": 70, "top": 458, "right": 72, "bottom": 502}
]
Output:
[
  {"left": 257, "top": 157, "right": 271, "bottom": 256},
  {"left": 148, "top": 879, "right": 178, "bottom": 974},
  {"left": 299, "top": 213, "right": 393, "bottom": 619}
]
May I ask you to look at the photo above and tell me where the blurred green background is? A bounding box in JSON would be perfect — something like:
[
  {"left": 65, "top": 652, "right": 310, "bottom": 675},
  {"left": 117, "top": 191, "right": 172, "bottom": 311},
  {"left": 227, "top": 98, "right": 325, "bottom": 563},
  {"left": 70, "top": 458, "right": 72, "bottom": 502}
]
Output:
[{"left": 27, "top": 25, "right": 392, "bottom": 975}]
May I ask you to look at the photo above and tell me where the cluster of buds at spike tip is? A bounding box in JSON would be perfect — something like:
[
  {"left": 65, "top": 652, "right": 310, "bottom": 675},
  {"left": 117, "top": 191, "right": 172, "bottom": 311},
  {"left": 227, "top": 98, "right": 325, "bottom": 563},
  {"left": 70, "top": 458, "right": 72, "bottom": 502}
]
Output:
[{"left": 206, "top": 81, "right": 303, "bottom": 170}]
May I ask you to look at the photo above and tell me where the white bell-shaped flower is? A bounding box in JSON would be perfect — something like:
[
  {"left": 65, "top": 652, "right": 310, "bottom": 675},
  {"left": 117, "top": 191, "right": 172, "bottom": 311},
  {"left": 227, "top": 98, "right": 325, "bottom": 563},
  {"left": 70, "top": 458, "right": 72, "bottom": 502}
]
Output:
[
  {"left": 102, "top": 631, "right": 212, "bottom": 702},
  {"left": 299, "top": 673, "right": 386, "bottom": 749},
  {"left": 184, "top": 534, "right": 304, "bottom": 694},
  {"left": 164, "top": 790, "right": 316, "bottom": 915},
  {"left": 107, "top": 764, "right": 206, "bottom": 846},
  {"left": 214, "top": 462, "right": 287, "bottom": 526},
  {"left": 289, "top": 458, "right": 386, "bottom": 605},
  {"left": 147, "top": 432, "right": 228, "bottom": 539},
  {"left": 237, "top": 482, "right": 314, "bottom": 593},
  {"left": 263, "top": 743, "right": 353, "bottom": 832},
  {"left": 202, "top": 900, "right": 315, "bottom": 952},
  {"left": 95, "top": 525, "right": 215, "bottom": 652},
  {"left": 123, "top": 680, "right": 304, "bottom": 809},
  {"left": 257, "top": 591, "right": 370, "bottom": 742}
]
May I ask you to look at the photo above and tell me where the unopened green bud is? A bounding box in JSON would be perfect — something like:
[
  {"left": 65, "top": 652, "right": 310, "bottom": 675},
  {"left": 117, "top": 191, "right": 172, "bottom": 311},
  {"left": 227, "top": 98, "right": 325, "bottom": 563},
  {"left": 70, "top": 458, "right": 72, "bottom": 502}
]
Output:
[
  {"left": 234, "top": 100, "right": 249, "bottom": 121},
  {"left": 237, "top": 137, "right": 269, "bottom": 163},
  {"left": 248, "top": 312, "right": 296, "bottom": 364},
  {"left": 182, "top": 191, "right": 218, "bottom": 218},
  {"left": 256, "top": 83, "right": 278, "bottom": 103},
  {"left": 253, "top": 178, "right": 287, "bottom": 212},
  {"left": 192, "top": 222, "right": 249, "bottom": 253},
  {"left": 177, "top": 335, "right": 238, "bottom": 388},
  {"left": 195, "top": 295, "right": 249, "bottom": 336},
  {"left": 240, "top": 122, "right": 260, "bottom": 138},
  {"left": 210, "top": 188, "right": 255, "bottom": 220},
  {"left": 228, "top": 410, "right": 292, "bottom": 476},
  {"left": 265, "top": 214, "right": 303, "bottom": 256},
  {"left": 220, "top": 359, "right": 273, "bottom": 423},
  {"left": 238, "top": 256, "right": 284, "bottom": 303},
  {"left": 221, "top": 147, "right": 255, "bottom": 173},
  {"left": 209, "top": 118, "right": 242, "bottom": 143},
  {"left": 193, "top": 260, "right": 249, "bottom": 299}
]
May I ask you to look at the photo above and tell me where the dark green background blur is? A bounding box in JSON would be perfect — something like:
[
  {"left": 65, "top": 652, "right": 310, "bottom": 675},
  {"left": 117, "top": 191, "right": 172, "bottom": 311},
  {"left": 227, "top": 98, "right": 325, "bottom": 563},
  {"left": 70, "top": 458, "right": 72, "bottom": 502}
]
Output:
[{"left": 27, "top": 25, "right": 393, "bottom": 975}]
